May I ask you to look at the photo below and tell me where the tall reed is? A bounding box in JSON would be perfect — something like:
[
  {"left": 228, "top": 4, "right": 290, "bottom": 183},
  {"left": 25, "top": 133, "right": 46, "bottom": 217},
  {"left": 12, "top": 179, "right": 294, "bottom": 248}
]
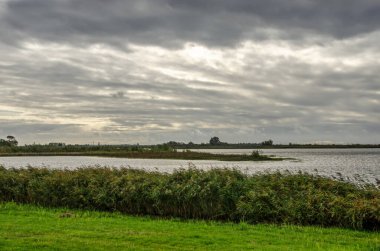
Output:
[{"left": 0, "top": 166, "right": 378, "bottom": 230}]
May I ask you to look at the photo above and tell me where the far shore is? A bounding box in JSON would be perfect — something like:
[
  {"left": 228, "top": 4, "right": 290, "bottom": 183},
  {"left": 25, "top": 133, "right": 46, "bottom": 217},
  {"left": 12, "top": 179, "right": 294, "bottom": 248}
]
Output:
[{"left": 0, "top": 151, "right": 287, "bottom": 161}]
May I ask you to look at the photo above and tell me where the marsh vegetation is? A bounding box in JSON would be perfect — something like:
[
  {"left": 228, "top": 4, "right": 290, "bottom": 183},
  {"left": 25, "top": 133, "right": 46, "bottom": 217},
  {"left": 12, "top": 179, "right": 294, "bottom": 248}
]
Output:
[
  {"left": 1, "top": 166, "right": 378, "bottom": 231},
  {"left": 0, "top": 144, "right": 282, "bottom": 161}
]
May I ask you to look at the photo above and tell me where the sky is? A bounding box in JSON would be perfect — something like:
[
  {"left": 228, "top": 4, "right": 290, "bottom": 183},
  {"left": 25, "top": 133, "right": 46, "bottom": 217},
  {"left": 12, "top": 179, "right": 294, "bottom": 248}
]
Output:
[{"left": 0, "top": 0, "right": 379, "bottom": 145}]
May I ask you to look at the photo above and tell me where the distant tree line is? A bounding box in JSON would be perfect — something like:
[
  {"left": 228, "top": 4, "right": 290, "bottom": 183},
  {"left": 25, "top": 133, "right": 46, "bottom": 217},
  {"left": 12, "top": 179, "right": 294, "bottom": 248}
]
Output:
[
  {"left": 163, "top": 138, "right": 379, "bottom": 149},
  {"left": 0, "top": 140, "right": 177, "bottom": 154},
  {"left": 0, "top": 135, "right": 378, "bottom": 153},
  {"left": 164, "top": 137, "right": 274, "bottom": 149},
  {"left": 0, "top": 136, "right": 18, "bottom": 147}
]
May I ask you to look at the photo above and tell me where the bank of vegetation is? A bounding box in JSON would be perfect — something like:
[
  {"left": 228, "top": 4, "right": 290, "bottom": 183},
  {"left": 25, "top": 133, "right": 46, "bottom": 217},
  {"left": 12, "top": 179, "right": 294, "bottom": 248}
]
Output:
[
  {"left": 0, "top": 167, "right": 378, "bottom": 231},
  {"left": 1, "top": 136, "right": 378, "bottom": 158},
  {"left": 0, "top": 143, "right": 282, "bottom": 161}
]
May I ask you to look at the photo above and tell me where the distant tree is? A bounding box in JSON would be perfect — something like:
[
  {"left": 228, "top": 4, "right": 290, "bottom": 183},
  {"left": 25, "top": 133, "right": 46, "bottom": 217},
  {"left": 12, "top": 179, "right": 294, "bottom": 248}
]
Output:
[
  {"left": 0, "top": 136, "right": 18, "bottom": 147},
  {"left": 166, "top": 141, "right": 178, "bottom": 147},
  {"left": 166, "top": 141, "right": 185, "bottom": 147},
  {"left": 261, "top": 139, "right": 273, "bottom": 146},
  {"left": 7, "top": 136, "right": 18, "bottom": 146},
  {"left": 209, "top": 136, "right": 221, "bottom": 145},
  {"left": 0, "top": 139, "right": 8, "bottom": 147}
]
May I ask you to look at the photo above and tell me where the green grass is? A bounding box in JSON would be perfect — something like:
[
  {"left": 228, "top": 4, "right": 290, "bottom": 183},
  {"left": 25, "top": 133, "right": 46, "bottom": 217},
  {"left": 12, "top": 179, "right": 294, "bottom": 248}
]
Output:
[{"left": 0, "top": 202, "right": 379, "bottom": 251}]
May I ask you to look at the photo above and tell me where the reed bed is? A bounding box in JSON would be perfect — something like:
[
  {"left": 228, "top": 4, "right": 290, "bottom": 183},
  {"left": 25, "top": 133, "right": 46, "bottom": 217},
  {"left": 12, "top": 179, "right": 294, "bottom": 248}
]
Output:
[{"left": 0, "top": 166, "right": 378, "bottom": 231}]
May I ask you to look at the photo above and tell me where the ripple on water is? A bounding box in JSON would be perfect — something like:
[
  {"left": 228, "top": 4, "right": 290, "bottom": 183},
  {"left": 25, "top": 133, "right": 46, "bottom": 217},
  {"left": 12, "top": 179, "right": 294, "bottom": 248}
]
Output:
[{"left": 0, "top": 148, "right": 379, "bottom": 185}]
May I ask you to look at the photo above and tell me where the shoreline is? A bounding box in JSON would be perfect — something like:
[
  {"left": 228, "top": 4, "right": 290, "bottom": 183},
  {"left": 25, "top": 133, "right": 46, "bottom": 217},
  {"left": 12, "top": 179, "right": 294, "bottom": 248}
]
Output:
[{"left": 0, "top": 151, "right": 287, "bottom": 161}]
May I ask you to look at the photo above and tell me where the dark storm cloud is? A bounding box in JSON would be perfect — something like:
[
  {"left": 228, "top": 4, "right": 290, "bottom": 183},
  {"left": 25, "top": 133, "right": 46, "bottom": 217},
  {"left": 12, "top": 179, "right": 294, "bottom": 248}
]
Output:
[
  {"left": 0, "top": 0, "right": 379, "bottom": 144},
  {"left": 2, "top": 0, "right": 380, "bottom": 48}
]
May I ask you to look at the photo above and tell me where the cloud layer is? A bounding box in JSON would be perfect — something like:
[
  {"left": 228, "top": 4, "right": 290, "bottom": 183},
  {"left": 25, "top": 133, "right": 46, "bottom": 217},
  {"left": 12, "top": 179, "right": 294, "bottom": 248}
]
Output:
[{"left": 0, "top": 0, "right": 379, "bottom": 144}]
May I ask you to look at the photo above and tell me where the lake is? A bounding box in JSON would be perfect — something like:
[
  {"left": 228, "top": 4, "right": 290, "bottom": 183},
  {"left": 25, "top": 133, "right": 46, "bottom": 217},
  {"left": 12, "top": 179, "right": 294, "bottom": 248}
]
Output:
[{"left": 0, "top": 148, "right": 379, "bottom": 184}]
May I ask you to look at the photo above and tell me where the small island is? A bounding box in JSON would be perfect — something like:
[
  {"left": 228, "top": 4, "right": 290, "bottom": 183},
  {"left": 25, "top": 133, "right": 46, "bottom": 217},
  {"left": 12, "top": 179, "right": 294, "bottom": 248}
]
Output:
[
  {"left": 0, "top": 149, "right": 284, "bottom": 161},
  {"left": 0, "top": 136, "right": 283, "bottom": 161}
]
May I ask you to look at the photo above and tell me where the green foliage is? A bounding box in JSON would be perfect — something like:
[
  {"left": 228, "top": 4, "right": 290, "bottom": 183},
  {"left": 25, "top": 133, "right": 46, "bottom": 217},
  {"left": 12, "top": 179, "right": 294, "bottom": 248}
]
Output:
[
  {"left": 0, "top": 166, "right": 379, "bottom": 231},
  {"left": 261, "top": 139, "right": 273, "bottom": 146},
  {"left": 0, "top": 147, "right": 280, "bottom": 161},
  {"left": 0, "top": 135, "right": 18, "bottom": 148},
  {"left": 250, "top": 150, "right": 262, "bottom": 157},
  {"left": 209, "top": 136, "right": 221, "bottom": 145}
]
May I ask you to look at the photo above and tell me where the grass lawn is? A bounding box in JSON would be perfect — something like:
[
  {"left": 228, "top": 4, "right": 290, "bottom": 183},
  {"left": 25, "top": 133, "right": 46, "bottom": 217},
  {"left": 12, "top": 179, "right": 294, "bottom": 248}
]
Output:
[{"left": 0, "top": 202, "right": 379, "bottom": 251}]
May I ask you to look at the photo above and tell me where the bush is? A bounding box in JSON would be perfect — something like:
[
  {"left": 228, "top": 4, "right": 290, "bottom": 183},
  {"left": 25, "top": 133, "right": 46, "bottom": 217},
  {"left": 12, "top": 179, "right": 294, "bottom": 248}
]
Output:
[{"left": 0, "top": 166, "right": 378, "bottom": 230}]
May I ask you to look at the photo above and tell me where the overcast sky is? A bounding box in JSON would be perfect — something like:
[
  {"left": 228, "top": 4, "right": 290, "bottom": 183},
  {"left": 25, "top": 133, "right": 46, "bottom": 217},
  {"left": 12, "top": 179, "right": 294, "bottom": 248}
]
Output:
[{"left": 0, "top": 0, "right": 379, "bottom": 145}]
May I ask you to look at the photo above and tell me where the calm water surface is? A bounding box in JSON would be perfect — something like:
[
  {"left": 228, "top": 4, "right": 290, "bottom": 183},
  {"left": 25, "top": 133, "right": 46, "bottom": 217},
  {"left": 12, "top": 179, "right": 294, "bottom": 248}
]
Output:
[{"left": 0, "top": 148, "right": 379, "bottom": 184}]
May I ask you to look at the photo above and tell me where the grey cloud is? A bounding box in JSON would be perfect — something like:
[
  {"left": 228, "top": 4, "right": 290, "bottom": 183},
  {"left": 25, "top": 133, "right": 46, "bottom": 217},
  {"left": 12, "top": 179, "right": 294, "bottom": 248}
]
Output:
[
  {"left": 0, "top": 1, "right": 379, "bottom": 144},
  {"left": 2, "top": 0, "right": 380, "bottom": 48},
  {"left": 2, "top": 52, "right": 379, "bottom": 143}
]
